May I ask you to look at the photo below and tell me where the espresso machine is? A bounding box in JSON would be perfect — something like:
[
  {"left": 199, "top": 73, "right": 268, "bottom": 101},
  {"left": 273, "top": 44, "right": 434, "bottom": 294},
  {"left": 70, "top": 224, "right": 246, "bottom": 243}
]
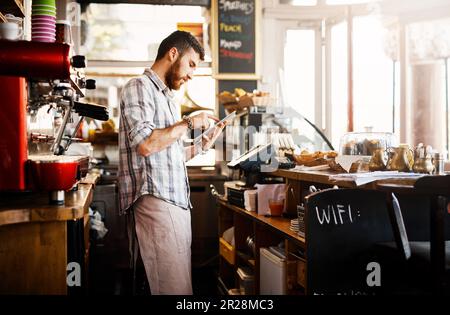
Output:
[{"left": 0, "top": 40, "right": 108, "bottom": 204}]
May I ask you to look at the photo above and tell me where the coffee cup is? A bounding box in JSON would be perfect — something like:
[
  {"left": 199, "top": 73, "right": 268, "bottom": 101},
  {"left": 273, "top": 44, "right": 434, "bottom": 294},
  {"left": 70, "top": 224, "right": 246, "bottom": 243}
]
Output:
[{"left": 0, "top": 22, "right": 23, "bottom": 40}]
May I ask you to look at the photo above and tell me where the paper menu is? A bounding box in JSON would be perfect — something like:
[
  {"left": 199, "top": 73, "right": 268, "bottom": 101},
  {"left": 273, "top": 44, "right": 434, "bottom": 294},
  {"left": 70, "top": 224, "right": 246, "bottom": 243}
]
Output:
[{"left": 329, "top": 171, "right": 424, "bottom": 186}]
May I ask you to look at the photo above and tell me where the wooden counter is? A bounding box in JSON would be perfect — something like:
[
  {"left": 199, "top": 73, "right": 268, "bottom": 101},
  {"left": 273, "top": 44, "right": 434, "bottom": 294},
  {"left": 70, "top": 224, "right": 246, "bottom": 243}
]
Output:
[
  {"left": 0, "top": 173, "right": 100, "bottom": 295},
  {"left": 0, "top": 180, "right": 95, "bottom": 226},
  {"left": 270, "top": 168, "right": 418, "bottom": 189}
]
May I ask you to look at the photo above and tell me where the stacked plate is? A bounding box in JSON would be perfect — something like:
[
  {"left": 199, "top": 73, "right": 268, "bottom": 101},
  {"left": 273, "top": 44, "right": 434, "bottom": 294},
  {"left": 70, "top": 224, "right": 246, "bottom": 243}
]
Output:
[
  {"left": 290, "top": 218, "right": 299, "bottom": 232},
  {"left": 296, "top": 204, "right": 306, "bottom": 237},
  {"left": 32, "top": 0, "right": 56, "bottom": 43}
]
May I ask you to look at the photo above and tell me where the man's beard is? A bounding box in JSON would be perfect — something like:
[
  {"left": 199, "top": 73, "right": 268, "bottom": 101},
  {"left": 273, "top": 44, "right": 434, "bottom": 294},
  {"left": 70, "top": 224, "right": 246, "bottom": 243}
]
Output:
[{"left": 165, "top": 58, "right": 184, "bottom": 90}]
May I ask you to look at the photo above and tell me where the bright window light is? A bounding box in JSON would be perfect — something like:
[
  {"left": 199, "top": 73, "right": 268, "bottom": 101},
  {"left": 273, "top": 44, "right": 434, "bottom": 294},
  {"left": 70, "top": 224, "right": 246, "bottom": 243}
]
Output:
[
  {"left": 279, "top": 0, "right": 317, "bottom": 6},
  {"left": 85, "top": 4, "right": 206, "bottom": 61},
  {"left": 326, "top": 0, "right": 376, "bottom": 4},
  {"left": 330, "top": 22, "right": 348, "bottom": 149},
  {"left": 284, "top": 29, "right": 316, "bottom": 123},
  {"left": 353, "top": 15, "right": 396, "bottom": 133}
]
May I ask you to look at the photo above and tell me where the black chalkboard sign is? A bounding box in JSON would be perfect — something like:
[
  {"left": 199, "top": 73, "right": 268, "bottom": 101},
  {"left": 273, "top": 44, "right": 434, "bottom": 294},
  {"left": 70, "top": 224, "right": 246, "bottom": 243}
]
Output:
[
  {"left": 214, "top": 0, "right": 257, "bottom": 75},
  {"left": 218, "top": 79, "right": 257, "bottom": 96},
  {"left": 305, "top": 189, "right": 395, "bottom": 295}
]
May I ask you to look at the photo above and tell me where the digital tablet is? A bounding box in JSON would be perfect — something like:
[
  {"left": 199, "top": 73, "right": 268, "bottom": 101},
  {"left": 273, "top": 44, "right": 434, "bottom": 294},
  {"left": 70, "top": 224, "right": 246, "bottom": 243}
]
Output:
[{"left": 193, "top": 111, "right": 236, "bottom": 143}]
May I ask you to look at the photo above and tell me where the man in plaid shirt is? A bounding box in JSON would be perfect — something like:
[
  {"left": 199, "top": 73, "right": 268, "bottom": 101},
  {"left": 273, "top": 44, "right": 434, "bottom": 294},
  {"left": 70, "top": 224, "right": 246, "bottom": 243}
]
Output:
[{"left": 119, "top": 31, "right": 226, "bottom": 294}]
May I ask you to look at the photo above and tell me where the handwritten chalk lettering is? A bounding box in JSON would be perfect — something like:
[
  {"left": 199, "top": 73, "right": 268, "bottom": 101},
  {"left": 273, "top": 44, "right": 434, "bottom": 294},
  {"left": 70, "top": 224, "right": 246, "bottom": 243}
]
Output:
[
  {"left": 366, "top": 262, "right": 381, "bottom": 287},
  {"left": 231, "top": 15, "right": 251, "bottom": 25},
  {"left": 220, "top": 14, "right": 252, "bottom": 26},
  {"left": 315, "top": 206, "right": 331, "bottom": 224},
  {"left": 220, "top": 39, "right": 242, "bottom": 50},
  {"left": 220, "top": 23, "right": 242, "bottom": 33},
  {"left": 219, "top": 13, "right": 230, "bottom": 23},
  {"left": 219, "top": 48, "right": 254, "bottom": 61},
  {"left": 315, "top": 204, "right": 359, "bottom": 225},
  {"left": 230, "top": 15, "right": 252, "bottom": 25},
  {"left": 219, "top": 0, "right": 254, "bottom": 15},
  {"left": 220, "top": 32, "right": 253, "bottom": 41}
]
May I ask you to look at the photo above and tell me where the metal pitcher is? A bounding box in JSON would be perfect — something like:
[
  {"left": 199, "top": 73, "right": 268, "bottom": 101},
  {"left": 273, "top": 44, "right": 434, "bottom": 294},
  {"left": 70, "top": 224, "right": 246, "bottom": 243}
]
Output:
[
  {"left": 387, "top": 146, "right": 413, "bottom": 172},
  {"left": 369, "top": 148, "right": 388, "bottom": 171}
]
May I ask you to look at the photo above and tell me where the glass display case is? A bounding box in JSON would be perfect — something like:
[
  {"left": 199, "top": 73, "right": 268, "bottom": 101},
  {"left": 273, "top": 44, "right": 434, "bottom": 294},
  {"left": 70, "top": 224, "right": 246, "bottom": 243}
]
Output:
[
  {"left": 233, "top": 106, "right": 334, "bottom": 155},
  {"left": 339, "top": 131, "right": 398, "bottom": 156}
]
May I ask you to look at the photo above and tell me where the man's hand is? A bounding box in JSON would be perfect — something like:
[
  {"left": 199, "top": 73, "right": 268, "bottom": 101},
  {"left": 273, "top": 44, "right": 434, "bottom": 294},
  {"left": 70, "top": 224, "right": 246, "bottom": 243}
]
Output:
[
  {"left": 201, "top": 120, "right": 228, "bottom": 151},
  {"left": 190, "top": 112, "right": 219, "bottom": 130}
]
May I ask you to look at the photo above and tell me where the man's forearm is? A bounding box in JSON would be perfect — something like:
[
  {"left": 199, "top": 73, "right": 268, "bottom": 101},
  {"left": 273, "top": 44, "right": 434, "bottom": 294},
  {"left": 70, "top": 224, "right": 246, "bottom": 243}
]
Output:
[{"left": 137, "top": 120, "right": 188, "bottom": 157}]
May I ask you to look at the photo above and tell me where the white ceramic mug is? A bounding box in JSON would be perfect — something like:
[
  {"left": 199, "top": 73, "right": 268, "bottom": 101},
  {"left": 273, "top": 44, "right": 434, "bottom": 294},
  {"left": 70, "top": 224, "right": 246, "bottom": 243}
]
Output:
[{"left": 0, "top": 22, "right": 23, "bottom": 40}]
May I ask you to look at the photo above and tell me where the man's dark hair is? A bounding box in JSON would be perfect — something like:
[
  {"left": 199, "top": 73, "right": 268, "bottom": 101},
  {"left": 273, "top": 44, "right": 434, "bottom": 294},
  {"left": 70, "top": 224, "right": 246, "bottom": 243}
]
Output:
[{"left": 155, "top": 30, "right": 205, "bottom": 61}]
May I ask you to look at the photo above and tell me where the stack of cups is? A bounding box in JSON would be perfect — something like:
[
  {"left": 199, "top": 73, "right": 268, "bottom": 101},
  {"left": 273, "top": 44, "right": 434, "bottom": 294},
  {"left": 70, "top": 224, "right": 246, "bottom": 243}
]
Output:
[{"left": 31, "top": 0, "right": 56, "bottom": 43}]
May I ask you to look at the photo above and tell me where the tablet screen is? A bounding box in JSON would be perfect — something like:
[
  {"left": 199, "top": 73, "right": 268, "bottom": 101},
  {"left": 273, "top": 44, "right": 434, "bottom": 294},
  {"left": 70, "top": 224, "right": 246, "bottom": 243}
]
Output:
[{"left": 193, "top": 111, "right": 236, "bottom": 143}]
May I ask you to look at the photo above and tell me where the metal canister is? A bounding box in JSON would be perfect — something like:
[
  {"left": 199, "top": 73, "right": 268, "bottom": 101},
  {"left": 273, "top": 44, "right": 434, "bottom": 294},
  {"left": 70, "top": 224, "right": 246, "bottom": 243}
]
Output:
[{"left": 433, "top": 152, "right": 445, "bottom": 175}]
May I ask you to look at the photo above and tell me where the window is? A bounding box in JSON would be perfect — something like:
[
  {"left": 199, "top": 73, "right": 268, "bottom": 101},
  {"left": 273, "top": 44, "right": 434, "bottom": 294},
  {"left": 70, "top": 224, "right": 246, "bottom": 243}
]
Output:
[
  {"left": 326, "top": 0, "right": 375, "bottom": 4},
  {"left": 407, "top": 18, "right": 450, "bottom": 156},
  {"left": 82, "top": 4, "right": 209, "bottom": 61},
  {"left": 266, "top": 0, "right": 450, "bottom": 157},
  {"left": 279, "top": 0, "right": 317, "bottom": 6},
  {"left": 352, "top": 15, "right": 398, "bottom": 133},
  {"left": 284, "top": 29, "right": 316, "bottom": 123},
  {"left": 329, "top": 15, "right": 399, "bottom": 150},
  {"left": 330, "top": 21, "right": 348, "bottom": 149},
  {"left": 446, "top": 58, "right": 450, "bottom": 155}
]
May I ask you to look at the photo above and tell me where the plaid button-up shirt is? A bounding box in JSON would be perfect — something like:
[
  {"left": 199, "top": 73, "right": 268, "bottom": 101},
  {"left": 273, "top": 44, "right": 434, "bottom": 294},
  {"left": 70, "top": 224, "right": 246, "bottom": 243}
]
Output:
[{"left": 118, "top": 68, "right": 191, "bottom": 214}]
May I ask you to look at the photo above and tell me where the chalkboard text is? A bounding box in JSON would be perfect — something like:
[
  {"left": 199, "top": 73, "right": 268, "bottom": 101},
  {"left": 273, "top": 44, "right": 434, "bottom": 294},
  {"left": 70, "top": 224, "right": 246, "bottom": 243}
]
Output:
[
  {"left": 219, "top": 0, "right": 254, "bottom": 15},
  {"left": 220, "top": 48, "right": 253, "bottom": 61},
  {"left": 315, "top": 204, "right": 361, "bottom": 225},
  {"left": 220, "top": 39, "right": 242, "bottom": 50}
]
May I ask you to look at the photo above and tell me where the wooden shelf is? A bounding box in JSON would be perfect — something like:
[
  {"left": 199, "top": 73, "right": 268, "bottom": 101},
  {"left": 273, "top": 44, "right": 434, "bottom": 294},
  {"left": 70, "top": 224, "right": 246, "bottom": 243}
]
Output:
[
  {"left": 218, "top": 199, "right": 306, "bottom": 295},
  {"left": 219, "top": 200, "right": 305, "bottom": 248},
  {"left": 219, "top": 237, "right": 235, "bottom": 265}
]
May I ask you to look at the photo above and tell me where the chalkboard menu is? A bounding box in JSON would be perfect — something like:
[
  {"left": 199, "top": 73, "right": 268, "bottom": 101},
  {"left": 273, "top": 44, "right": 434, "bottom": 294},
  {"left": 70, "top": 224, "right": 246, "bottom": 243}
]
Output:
[
  {"left": 214, "top": 0, "right": 257, "bottom": 76},
  {"left": 218, "top": 80, "right": 257, "bottom": 97}
]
